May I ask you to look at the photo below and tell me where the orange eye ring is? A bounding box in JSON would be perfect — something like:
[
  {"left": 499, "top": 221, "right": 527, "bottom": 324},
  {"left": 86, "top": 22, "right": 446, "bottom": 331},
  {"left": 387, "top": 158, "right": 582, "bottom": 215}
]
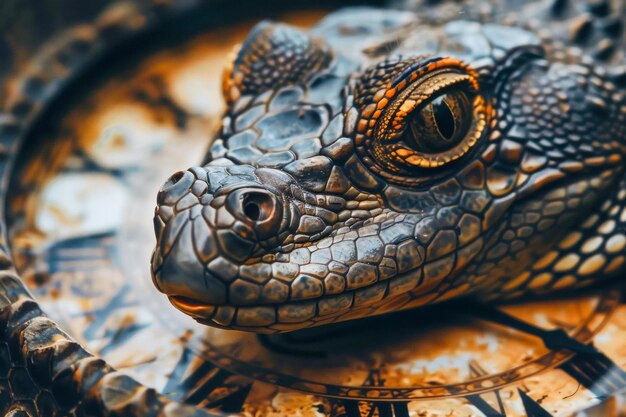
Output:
[
  {"left": 353, "top": 57, "right": 490, "bottom": 185},
  {"left": 374, "top": 91, "right": 487, "bottom": 170}
]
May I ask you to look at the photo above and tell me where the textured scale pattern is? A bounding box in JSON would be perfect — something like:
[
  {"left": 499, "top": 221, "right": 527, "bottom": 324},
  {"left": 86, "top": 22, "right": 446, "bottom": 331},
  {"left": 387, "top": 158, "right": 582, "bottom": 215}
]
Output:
[
  {"left": 152, "top": 0, "right": 626, "bottom": 334},
  {"left": 0, "top": 0, "right": 623, "bottom": 416}
]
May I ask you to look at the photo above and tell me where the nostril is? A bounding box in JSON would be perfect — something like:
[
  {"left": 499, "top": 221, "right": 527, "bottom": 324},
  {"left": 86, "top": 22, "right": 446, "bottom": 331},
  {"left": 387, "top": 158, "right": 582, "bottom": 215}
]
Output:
[
  {"left": 160, "top": 171, "right": 186, "bottom": 194},
  {"left": 157, "top": 170, "right": 196, "bottom": 205},
  {"left": 166, "top": 171, "right": 185, "bottom": 187},
  {"left": 242, "top": 191, "right": 274, "bottom": 222}
]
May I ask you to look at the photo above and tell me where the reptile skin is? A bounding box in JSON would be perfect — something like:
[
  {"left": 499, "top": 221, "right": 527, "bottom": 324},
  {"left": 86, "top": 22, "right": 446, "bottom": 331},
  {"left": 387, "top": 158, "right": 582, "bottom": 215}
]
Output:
[{"left": 152, "top": 0, "right": 626, "bottom": 333}]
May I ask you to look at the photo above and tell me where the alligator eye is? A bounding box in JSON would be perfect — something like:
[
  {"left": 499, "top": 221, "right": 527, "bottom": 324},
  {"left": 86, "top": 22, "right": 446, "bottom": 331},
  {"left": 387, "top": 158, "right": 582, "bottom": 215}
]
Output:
[
  {"left": 379, "top": 77, "right": 485, "bottom": 171},
  {"left": 354, "top": 57, "right": 490, "bottom": 180},
  {"left": 403, "top": 90, "right": 473, "bottom": 154}
]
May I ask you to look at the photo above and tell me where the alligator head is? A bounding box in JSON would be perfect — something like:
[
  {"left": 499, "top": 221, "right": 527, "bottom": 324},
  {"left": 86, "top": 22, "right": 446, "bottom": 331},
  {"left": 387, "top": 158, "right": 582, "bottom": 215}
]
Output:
[{"left": 151, "top": 7, "right": 626, "bottom": 332}]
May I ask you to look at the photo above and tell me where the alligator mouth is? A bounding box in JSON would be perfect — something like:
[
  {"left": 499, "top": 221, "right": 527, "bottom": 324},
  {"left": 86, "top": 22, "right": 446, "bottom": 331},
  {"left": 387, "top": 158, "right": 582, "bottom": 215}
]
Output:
[
  {"left": 164, "top": 238, "right": 473, "bottom": 331},
  {"left": 169, "top": 295, "right": 218, "bottom": 317},
  {"left": 168, "top": 292, "right": 358, "bottom": 332}
]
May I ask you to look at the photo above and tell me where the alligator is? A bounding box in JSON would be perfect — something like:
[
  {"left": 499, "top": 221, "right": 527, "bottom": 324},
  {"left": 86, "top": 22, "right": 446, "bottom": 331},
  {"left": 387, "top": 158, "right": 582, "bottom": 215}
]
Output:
[
  {"left": 150, "top": 0, "right": 626, "bottom": 333},
  {"left": 0, "top": 1, "right": 624, "bottom": 416}
]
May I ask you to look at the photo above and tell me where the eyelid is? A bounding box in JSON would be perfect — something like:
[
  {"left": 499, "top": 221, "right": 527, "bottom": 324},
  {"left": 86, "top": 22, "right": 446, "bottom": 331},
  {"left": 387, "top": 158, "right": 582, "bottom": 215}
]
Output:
[
  {"left": 390, "top": 56, "right": 444, "bottom": 88},
  {"left": 390, "top": 57, "right": 479, "bottom": 91}
]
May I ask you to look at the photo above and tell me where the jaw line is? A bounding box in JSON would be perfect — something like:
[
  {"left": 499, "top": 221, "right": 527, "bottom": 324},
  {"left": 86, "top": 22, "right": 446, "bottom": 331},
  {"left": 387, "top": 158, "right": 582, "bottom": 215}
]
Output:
[{"left": 169, "top": 295, "right": 219, "bottom": 318}]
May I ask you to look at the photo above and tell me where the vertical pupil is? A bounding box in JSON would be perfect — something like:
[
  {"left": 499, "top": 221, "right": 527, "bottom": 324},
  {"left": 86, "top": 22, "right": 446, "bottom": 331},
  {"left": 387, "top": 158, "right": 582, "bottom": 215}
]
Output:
[{"left": 432, "top": 95, "right": 455, "bottom": 141}]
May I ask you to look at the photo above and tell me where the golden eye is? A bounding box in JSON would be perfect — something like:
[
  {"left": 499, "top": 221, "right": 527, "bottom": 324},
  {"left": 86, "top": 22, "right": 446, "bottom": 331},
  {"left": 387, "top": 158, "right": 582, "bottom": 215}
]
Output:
[
  {"left": 353, "top": 58, "right": 489, "bottom": 177},
  {"left": 403, "top": 89, "right": 473, "bottom": 154}
]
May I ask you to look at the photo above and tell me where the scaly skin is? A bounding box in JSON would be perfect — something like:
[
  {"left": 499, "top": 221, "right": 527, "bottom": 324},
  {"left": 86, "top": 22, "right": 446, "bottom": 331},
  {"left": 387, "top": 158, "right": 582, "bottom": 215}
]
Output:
[{"left": 152, "top": 0, "right": 626, "bottom": 333}]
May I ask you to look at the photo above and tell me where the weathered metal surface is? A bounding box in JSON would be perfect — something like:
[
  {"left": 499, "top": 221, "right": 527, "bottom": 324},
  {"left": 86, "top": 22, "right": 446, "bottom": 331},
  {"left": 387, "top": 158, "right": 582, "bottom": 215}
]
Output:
[{"left": 0, "top": 0, "right": 625, "bottom": 416}]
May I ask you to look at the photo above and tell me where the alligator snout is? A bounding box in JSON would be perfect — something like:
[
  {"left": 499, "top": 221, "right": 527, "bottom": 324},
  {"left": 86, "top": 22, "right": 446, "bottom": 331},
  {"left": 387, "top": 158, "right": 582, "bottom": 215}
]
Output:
[
  {"left": 152, "top": 165, "right": 299, "bottom": 313},
  {"left": 158, "top": 169, "right": 285, "bottom": 243}
]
